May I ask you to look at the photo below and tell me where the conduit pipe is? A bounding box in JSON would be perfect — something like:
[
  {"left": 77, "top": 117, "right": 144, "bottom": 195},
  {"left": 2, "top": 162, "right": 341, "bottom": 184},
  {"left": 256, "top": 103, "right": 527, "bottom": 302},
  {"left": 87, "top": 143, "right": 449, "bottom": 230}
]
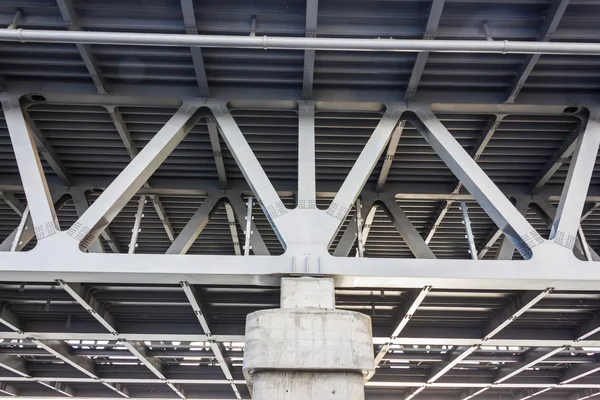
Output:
[{"left": 2, "top": 28, "right": 600, "bottom": 55}]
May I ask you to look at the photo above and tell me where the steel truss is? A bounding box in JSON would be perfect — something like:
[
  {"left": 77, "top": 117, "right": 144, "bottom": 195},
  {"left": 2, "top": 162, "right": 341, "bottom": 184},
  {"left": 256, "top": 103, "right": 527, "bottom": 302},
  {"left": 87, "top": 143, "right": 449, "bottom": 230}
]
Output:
[
  {"left": 0, "top": 97, "right": 599, "bottom": 288},
  {"left": 1, "top": 0, "right": 599, "bottom": 398},
  {"left": 1, "top": 95, "right": 600, "bottom": 400}
]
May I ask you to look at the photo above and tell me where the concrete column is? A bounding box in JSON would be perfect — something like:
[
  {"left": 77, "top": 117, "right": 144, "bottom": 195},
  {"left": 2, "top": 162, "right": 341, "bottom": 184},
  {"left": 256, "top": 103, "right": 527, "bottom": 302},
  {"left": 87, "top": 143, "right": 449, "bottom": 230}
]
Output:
[{"left": 243, "top": 278, "right": 374, "bottom": 399}]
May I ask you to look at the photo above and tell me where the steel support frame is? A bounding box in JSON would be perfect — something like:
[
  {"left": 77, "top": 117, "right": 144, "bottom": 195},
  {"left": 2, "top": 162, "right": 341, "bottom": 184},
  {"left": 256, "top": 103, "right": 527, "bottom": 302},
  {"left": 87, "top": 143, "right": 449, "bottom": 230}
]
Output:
[
  {"left": 0, "top": 320, "right": 600, "bottom": 398},
  {"left": 425, "top": 113, "right": 506, "bottom": 245},
  {"left": 530, "top": 127, "right": 581, "bottom": 194},
  {"left": 550, "top": 114, "right": 600, "bottom": 251},
  {"left": 2, "top": 98, "right": 61, "bottom": 242},
  {"left": 106, "top": 104, "right": 177, "bottom": 243},
  {"left": 532, "top": 199, "right": 600, "bottom": 261},
  {"left": 297, "top": 100, "right": 316, "bottom": 208},
  {"left": 228, "top": 194, "right": 270, "bottom": 256},
  {"left": 495, "top": 196, "right": 531, "bottom": 260},
  {"left": 360, "top": 204, "right": 378, "bottom": 248},
  {"left": 404, "top": 0, "right": 446, "bottom": 101},
  {"left": 206, "top": 117, "right": 228, "bottom": 187},
  {"left": 0, "top": 191, "right": 69, "bottom": 252},
  {"left": 224, "top": 202, "right": 242, "bottom": 255},
  {"left": 127, "top": 195, "right": 146, "bottom": 254},
  {"left": 332, "top": 196, "right": 376, "bottom": 257},
  {"left": 63, "top": 103, "right": 202, "bottom": 251},
  {"left": 3, "top": 236, "right": 600, "bottom": 290},
  {"left": 376, "top": 121, "right": 406, "bottom": 192},
  {"left": 514, "top": 361, "right": 600, "bottom": 399},
  {"left": 410, "top": 107, "right": 545, "bottom": 259},
  {"left": 208, "top": 100, "right": 404, "bottom": 259},
  {"left": 373, "top": 286, "right": 432, "bottom": 372},
  {"left": 181, "top": 282, "right": 242, "bottom": 399},
  {"left": 0, "top": 293, "right": 130, "bottom": 398},
  {"left": 378, "top": 194, "right": 437, "bottom": 259},
  {"left": 459, "top": 201, "right": 478, "bottom": 260},
  {"left": 1, "top": 330, "right": 600, "bottom": 351},
  {"left": 302, "top": 0, "right": 319, "bottom": 99},
  {"left": 0, "top": 102, "right": 600, "bottom": 290},
  {"left": 55, "top": 0, "right": 107, "bottom": 94},
  {"left": 54, "top": 280, "right": 192, "bottom": 398},
  {"left": 243, "top": 196, "right": 253, "bottom": 256},
  {"left": 180, "top": 0, "right": 210, "bottom": 96},
  {"left": 506, "top": 0, "right": 571, "bottom": 102},
  {"left": 354, "top": 198, "right": 366, "bottom": 257},
  {"left": 0, "top": 191, "right": 25, "bottom": 217},
  {"left": 5, "top": 76, "right": 600, "bottom": 400},
  {"left": 407, "top": 288, "right": 554, "bottom": 400},
  {"left": 166, "top": 193, "right": 222, "bottom": 255},
  {"left": 0, "top": 375, "right": 599, "bottom": 396},
  {"left": 70, "top": 188, "right": 104, "bottom": 253}
]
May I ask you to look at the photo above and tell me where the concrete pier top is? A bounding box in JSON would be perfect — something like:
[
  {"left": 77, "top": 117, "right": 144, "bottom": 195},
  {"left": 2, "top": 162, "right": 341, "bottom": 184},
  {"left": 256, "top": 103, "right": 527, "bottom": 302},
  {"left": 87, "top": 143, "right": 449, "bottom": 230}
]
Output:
[{"left": 243, "top": 277, "right": 375, "bottom": 395}]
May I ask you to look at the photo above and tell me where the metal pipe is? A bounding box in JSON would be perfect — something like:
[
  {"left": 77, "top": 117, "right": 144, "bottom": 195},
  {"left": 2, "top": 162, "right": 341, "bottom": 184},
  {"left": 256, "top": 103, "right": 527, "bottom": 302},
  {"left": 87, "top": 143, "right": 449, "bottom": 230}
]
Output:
[{"left": 4, "top": 28, "right": 600, "bottom": 55}]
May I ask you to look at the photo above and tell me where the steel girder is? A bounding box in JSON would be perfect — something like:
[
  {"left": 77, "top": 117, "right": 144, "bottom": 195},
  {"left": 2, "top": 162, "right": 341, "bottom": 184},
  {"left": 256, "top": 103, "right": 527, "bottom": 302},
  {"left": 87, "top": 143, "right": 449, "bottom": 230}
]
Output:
[
  {"left": 0, "top": 99, "right": 600, "bottom": 290},
  {"left": 1, "top": 96, "right": 600, "bottom": 400}
]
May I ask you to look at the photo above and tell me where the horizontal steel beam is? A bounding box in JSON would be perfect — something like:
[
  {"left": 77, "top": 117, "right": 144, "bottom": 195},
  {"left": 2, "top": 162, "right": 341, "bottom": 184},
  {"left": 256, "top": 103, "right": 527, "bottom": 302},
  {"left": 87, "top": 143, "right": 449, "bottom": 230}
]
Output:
[
  {"left": 16, "top": 91, "right": 582, "bottom": 115},
  {"left": 1, "top": 248, "right": 600, "bottom": 290},
  {"left": 0, "top": 375, "right": 598, "bottom": 391},
  {"left": 0, "top": 330, "right": 599, "bottom": 349}
]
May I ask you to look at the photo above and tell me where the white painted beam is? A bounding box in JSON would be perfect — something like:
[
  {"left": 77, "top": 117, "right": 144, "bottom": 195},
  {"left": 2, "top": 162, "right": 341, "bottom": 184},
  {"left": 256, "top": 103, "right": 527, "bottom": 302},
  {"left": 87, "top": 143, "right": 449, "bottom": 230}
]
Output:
[
  {"left": 412, "top": 107, "right": 542, "bottom": 259},
  {"left": 67, "top": 104, "right": 201, "bottom": 251},
  {"left": 2, "top": 99, "right": 60, "bottom": 242},
  {"left": 297, "top": 101, "right": 316, "bottom": 208},
  {"left": 550, "top": 117, "right": 600, "bottom": 250},
  {"left": 166, "top": 193, "right": 221, "bottom": 254}
]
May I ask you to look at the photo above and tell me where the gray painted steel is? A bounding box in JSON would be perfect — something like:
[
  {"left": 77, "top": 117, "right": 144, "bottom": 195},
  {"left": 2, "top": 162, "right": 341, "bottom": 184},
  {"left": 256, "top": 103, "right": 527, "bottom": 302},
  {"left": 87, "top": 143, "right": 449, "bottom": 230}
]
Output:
[{"left": 1, "top": 1, "right": 600, "bottom": 399}]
